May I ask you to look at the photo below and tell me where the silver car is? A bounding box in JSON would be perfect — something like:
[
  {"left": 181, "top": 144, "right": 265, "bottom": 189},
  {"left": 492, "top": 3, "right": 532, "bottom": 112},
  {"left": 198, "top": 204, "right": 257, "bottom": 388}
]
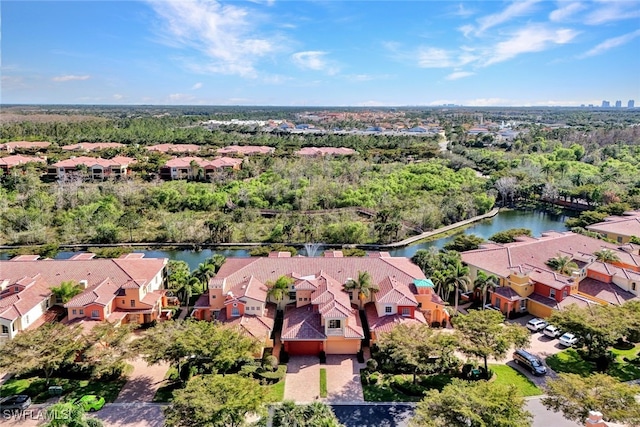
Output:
[{"left": 0, "top": 395, "right": 31, "bottom": 412}]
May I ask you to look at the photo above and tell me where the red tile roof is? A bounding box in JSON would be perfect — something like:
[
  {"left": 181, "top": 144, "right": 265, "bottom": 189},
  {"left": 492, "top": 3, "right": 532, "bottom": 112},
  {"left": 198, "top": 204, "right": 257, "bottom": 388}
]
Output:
[
  {"left": 586, "top": 211, "right": 640, "bottom": 239},
  {"left": 295, "top": 147, "right": 356, "bottom": 156},
  {"left": 0, "top": 155, "right": 46, "bottom": 168},
  {"left": 365, "top": 303, "right": 427, "bottom": 335},
  {"left": 146, "top": 144, "right": 200, "bottom": 153},
  {"left": 578, "top": 277, "right": 637, "bottom": 305},
  {"left": 2, "top": 141, "right": 51, "bottom": 151},
  {"left": 163, "top": 156, "right": 242, "bottom": 169},
  {"left": 375, "top": 277, "right": 418, "bottom": 306},
  {"left": 64, "top": 278, "right": 119, "bottom": 307},
  {"left": 216, "top": 145, "right": 274, "bottom": 155},
  {"left": 62, "top": 143, "right": 125, "bottom": 151},
  {"left": 52, "top": 156, "right": 136, "bottom": 168},
  {"left": 217, "top": 306, "right": 275, "bottom": 340},
  {"left": 0, "top": 275, "right": 51, "bottom": 321},
  {"left": 282, "top": 305, "right": 326, "bottom": 340}
]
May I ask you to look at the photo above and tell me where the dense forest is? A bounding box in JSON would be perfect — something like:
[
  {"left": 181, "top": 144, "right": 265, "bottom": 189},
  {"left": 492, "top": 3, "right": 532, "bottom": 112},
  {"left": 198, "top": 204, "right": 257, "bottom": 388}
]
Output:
[{"left": 1, "top": 106, "right": 639, "bottom": 247}]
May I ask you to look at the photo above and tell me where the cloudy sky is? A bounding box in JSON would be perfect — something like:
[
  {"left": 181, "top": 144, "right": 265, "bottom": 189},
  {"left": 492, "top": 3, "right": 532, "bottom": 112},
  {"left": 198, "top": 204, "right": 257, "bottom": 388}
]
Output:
[{"left": 3, "top": 0, "right": 639, "bottom": 106}]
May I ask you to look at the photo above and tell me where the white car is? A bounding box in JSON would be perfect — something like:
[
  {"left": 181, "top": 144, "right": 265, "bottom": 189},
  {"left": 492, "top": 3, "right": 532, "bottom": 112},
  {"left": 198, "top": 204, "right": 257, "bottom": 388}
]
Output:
[
  {"left": 559, "top": 333, "right": 578, "bottom": 347},
  {"left": 543, "top": 325, "right": 562, "bottom": 338},
  {"left": 526, "top": 318, "right": 548, "bottom": 332}
]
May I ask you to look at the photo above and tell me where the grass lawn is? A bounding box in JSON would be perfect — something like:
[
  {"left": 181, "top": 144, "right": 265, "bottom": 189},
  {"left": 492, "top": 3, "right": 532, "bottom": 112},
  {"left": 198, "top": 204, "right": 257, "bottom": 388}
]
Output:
[
  {"left": 489, "top": 365, "right": 542, "bottom": 397},
  {"left": 608, "top": 346, "right": 640, "bottom": 382},
  {"left": 264, "top": 379, "right": 285, "bottom": 403},
  {"left": 319, "top": 368, "right": 327, "bottom": 398},
  {"left": 1, "top": 375, "right": 126, "bottom": 403},
  {"left": 361, "top": 371, "right": 440, "bottom": 402},
  {"left": 545, "top": 349, "right": 595, "bottom": 376}
]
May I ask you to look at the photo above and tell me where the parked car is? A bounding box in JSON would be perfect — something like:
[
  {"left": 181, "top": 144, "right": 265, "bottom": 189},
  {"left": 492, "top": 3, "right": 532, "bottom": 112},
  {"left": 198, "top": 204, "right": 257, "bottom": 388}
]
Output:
[
  {"left": 513, "top": 349, "right": 547, "bottom": 376},
  {"left": 0, "top": 395, "right": 32, "bottom": 412},
  {"left": 526, "top": 318, "right": 548, "bottom": 332},
  {"left": 543, "top": 324, "right": 562, "bottom": 338},
  {"left": 559, "top": 333, "right": 579, "bottom": 347},
  {"left": 73, "top": 395, "right": 105, "bottom": 412}
]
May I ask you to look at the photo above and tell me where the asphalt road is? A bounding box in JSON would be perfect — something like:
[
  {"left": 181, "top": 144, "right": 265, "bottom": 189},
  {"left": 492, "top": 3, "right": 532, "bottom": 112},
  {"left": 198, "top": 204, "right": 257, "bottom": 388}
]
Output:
[{"left": 331, "top": 404, "right": 415, "bottom": 427}]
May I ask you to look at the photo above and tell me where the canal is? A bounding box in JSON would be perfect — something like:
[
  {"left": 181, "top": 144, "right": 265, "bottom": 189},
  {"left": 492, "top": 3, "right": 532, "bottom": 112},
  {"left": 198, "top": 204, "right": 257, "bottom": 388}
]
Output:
[{"left": 43, "top": 209, "right": 570, "bottom": 269}]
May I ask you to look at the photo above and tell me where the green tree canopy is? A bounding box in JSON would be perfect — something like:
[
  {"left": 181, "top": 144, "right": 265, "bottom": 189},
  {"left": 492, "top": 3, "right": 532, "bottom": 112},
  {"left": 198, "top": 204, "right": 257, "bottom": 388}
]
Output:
[
  {"left": 272, "top": 401, "right": 345, "bottom": 427},
  {"left": 443, "top": 234, "right": 484, "bottom": 252},
  {"left": 410, "top": 379, "right": 533, "bottom": 427},
  {"left": 44, "top": 402, "right": 104, "bottom": 427},
  {"left": 266, "top": 275, "right": 295, "bottom": 310},
  {"left": 51, "top": 280, "right": 84, "bottom": 304},
  {"left": 343, "top": 270, "right": 378, "bottom": 310},
  {"left": 542, "top": 373, "right": 640, "bottom": 425},
  {"left": 164, "top": 375, "right": 267, "bottom": 427},
  {"left": 452, "top": 309, "right": 530, "bottom": 373}
]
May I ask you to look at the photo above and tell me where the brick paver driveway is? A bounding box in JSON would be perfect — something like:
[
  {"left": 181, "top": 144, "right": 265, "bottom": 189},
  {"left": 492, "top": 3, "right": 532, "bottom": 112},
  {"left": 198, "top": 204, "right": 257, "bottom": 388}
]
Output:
[
  {"left": 116, "top": 358, "right": 170, "bottom": 403},
  {"left": 325, "top": 355, "right": 365, "bottom": 403},
  {"left": 284, "top": 356, "right": 320, "bottom": 402}
]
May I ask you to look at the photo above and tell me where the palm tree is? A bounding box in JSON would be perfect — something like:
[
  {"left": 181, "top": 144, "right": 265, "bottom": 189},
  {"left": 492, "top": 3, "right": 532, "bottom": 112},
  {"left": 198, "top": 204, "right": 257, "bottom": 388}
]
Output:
[
  {"left": 443, "top": 261, "right": 471, "bottom": 314},
  {"left": 266, "top": 275, "right": 294, "bottom": 311},
  {"left": 474, "top": 271, "right": 499, "bottom": 309},
  {"left": 430, "top": 270, "right": 447, "bottom": 301},
  {"left": 343, "top": 271, "right": 378, "bottom": 310},
  {"left": 192, "top": 262, "right": 215, "bottom": 293},
  {"left": 51, "top": 280, "right": 84, "bottom": 304},
  {"left": 546, "top": 254, "right": 579, "bottom": 275},
  {"left": 594, "top": 249, "right": 620, "bottom": 263},
  {"left": 184, "top": 276, "right": 200, "bottom": 313}
]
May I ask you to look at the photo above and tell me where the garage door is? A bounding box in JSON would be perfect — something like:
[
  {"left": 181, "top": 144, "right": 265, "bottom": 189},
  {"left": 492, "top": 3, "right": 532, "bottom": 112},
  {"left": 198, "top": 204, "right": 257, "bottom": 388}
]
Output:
[
  {"left": 287, "top": 341, "right": 322, "bottom": 356},
  {"left": 325, "top": 339, "right": 360, "bottom": 355}
]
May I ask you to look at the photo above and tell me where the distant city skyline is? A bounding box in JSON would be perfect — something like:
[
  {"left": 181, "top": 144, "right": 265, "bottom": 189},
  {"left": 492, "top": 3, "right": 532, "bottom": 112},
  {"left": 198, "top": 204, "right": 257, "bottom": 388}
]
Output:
[{"left": 2, "top": 1, "right": 640, "bottom": 107}]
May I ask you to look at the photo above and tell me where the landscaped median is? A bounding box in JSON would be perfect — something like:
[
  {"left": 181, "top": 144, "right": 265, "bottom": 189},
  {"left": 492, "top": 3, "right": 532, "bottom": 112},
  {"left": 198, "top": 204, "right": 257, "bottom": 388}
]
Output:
[{"left": 545, "top": 344, "right": 640, "bottom": 382}]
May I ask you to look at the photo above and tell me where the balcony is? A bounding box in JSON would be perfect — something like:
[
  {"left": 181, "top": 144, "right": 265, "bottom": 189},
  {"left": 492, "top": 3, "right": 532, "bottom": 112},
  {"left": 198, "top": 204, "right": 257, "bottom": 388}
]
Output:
[{"left": 326, "top": 328, "right": 343, "bottom": 336}]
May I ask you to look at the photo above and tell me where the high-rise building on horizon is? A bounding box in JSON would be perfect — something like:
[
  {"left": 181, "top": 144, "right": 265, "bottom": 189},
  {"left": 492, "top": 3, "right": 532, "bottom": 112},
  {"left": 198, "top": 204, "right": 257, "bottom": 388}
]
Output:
[
  {"left": 615, "top": 100, "right": 622, "bottom": 108},
  {"left": 629, "top": 100, "right": 635, "bottom": 109},
  {"left": 602, "top": 100, "right": 610, "bottom": 108}
]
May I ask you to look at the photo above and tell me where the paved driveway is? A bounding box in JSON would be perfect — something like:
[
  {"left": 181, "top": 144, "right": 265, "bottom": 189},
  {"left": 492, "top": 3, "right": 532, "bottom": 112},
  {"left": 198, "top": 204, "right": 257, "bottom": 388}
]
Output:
[
  {"left": 116, "top": 358, "right": 170, "bottom": 403},
  {"left": 284, "top": 355, "right": 365, "bottom": 403},
  {"left": 284, "top": 356, "right": 321, "bottom": 403},
  {"left": 331, "top": 403, "right": 414, "bottom": 427},
  {"left": 325, "top": 355, "right": 365, "bottom": 403}
]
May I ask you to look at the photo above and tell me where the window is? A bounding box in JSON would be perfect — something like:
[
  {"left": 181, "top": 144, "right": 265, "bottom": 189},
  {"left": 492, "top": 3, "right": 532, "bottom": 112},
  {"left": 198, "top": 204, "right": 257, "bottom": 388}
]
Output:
[
  {"left": 401, "top": 307, "right": 410, "bottom": 317},
  {"left": 288, "top": 291, "right": 296, "bottom": 300},
  {"left": 79, "top": 309, "right": 84, "bottom": 315},
  {"left": 14, "top": 286, "right": 19, "bottom": 293},
  {"left": 563, "top": 290, "right": 568, "bottom": 299},
  {"left": 1, "top": 325, "right": 8, "bottom": 334},
  {"left": 329, "top": 319, "right": 341, "bottom": 329},
  {"left": 618, "top": 236, "right": 623, "bottom": 243},
  {"left": 549, "top": 289, "right": 556, "bottom": 298},
  {"left": 211, "top": 294, "right": 216, "bottom": 299},
  {"left": 25, "top": 315, "right": 29, "bottom": 324},
  {"left": 633, "top": 283, "right": 637, "bottom": 291},
  {"left": 520, "top": 299, "right": 526, "bottom": 310},
  {"left": 72, "top": 309, "right": 77, "bottom": 315},
  {"left": 299, "top": 297, "right": 303, "bottom": 301},
  {"left": 385, "top": 306, "right": 393, "bottom": 314},
  {"left": 130, "top": 300, "right": 135, "bottom": 308},
  {"left": 91, "top": 310, "right": 99, "bottom": 318},
  {"left": 348, "top": 292, "right": 353, "bottom": 300},
  {"left": 231, "top": 307, "right": 240, "bottom": 317}
]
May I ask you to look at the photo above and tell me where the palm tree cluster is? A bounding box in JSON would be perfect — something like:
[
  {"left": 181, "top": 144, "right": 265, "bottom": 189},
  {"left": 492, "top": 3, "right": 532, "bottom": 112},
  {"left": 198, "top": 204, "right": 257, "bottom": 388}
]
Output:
[
  {"left": 412, "top": 248, "right": 472, "bottom": 314},
  {"left": 545, "top": 254, "right": 579, "bottom": 275},
  {"left": 343, "top": 271, "right": 378, "bottom": 310},
  {"left": 272, "top": 401, "right": 345, "bottom": 427},
  {"left": 167, "top": 255, "right": 226, "bottom": 312}
]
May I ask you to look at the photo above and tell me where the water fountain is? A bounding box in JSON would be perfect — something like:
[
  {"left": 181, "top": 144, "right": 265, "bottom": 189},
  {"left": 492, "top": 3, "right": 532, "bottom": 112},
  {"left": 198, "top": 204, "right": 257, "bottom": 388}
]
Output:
[{"left": 303, "top": 243, "right": 322, "bottom": 257}]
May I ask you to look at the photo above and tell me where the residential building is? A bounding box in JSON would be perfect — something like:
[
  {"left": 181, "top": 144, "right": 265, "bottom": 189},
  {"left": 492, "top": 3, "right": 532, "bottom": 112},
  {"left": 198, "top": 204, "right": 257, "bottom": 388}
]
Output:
[
  {"left": 50, "top": 156, "right": 136, "bottom": 180},
  {"left": 216, "top": 145, "right": 274, "bottom": 156},
  {"left": 615, "top": 100, "right": 622, "bottom": 108},
  {"left": 159, "top": 156, "right": 242, "bottom": 180},
  {"left": 1, "top": 141, "right": 51, "bottom": 153},
  {"left": 62, "top": 142, "right": 125, "bottom": 152},
  {"left": 461, "top": 231, "right": 640, "bottom": 319},
  {"left": 602, "top": 100, "right": 610, "bottom": 108},
  {"left": 0, "top": 155, "right": 46, "bottom": 174},
  {"left": 629, "top": 100, "right": 635, "bottom": 109},
  {"left": 146, "top": 144, "right": 201, "bottom": 154},
  {"left": 586, "top": 211, "right": 640, "bottom": 243},
  {"left": 0, "top": 253, "right": 168, "bottom": 342},
  {"left": 295, "top": 147, "right": 356, "bottom": 157},
  {"left": 192, "top": 251, "right": 449, "bottom": 356}
]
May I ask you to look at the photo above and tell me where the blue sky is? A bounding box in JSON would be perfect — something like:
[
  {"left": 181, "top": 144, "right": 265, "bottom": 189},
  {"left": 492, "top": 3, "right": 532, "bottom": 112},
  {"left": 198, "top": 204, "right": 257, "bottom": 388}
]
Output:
[{"left": 3, "top": 0, "right": 640, "bottom": 106}]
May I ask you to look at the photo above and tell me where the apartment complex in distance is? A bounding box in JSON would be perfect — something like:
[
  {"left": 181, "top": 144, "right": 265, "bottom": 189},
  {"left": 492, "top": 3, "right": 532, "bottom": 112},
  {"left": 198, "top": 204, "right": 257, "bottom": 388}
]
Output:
[{"left": 586, "top": 211, "right": 640, "bottom": 244}]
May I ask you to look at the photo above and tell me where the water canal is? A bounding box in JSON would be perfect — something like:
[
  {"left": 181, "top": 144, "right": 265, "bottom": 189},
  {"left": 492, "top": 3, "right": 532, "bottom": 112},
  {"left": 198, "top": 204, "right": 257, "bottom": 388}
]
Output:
[{"left": 39, "top": 209, "right": 571, "bottom": 270}]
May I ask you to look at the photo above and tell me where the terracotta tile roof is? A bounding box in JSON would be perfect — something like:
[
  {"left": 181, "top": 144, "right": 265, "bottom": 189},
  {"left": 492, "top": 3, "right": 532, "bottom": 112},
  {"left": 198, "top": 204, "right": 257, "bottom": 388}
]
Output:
[
  {"left": 2, "top": 141, "right": 50, "bottom": 151},
  {"left": 217, "top": 307, "right": 275, "bottom": 340},
  {"left": 163, "top": 156, "right": 241, "bottom": 169},
  {"left": 140, "top": 291, "right": 163, "bottom": 307},
  {"left": 62, "top": 143, "right": 125, "bottom": 151},
  {"left": 365, "top": 303, "right": 427, "bottom": 335},
  {"left": 52, "top": 156, "right": 136, "bottom": 168},
  {"left": 294, "top": 278, "right": 319, "bottom": 291},
  {"left": 228, "top": 276, "right": 268, "bottom": 302},
  {"left": 344, "top": 311, "right": 365, "bottom": 338},
  {"left": 578, "top": 277, "right": 637, "bottom": 305},
  {"left": 528, "top": 293, "right": 592, "bottom": 310},
  {"left": 0, "top": 155, "right": 46, "bottom": 168},
  {"left": 282, "top": 305, "right": 326, "bottom": 340},
  {"left": 146, "top": 144, "right": 200, "bottom": 153},
  {"left": 588, "top": 261, "right": 640, "bottom": 282},
  {"left": 64, "top": 278, "right": 119, "bottom": 307},
  {"left": 493, "top": 286, "right": 522, "bottom": 301},
  {"left": 216, "top": 145, "right": 274, "bottom": 155},
  {"left": 461, "top": 232, "right": 633, "bottom": 278},
  {"left": 375, "top": 277, "right": 418, "bottom": 306},
  {"left": 0, "top": 275, "right": 51, "bottom": 321},
  {"left": 295, "top": 147, "right": 356, "bottom": 156},
  {"left": 586, "top": 211, "right": 640, "bottom": 238}
]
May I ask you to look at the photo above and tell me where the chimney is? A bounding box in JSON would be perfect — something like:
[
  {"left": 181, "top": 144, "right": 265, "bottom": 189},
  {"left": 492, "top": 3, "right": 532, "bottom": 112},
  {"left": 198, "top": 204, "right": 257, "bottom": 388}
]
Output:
[
  {"left": 585, "top": 411, "right": 607, "bottom": 427},
  {"left": 79, "top": 280, "right": 88, "bottom": 289}
]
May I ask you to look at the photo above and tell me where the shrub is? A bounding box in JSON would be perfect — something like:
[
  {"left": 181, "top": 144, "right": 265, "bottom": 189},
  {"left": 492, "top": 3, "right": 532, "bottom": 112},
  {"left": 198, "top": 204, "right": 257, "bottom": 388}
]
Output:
[
  {"left": 256, "top": 365, "right": 286, "bottom": 384},
  {"left": 366, "top": 359, "right": 378, "bottom": 372},
  {"left": 263, "top": 355, "right": 279, "bottom": 372}
]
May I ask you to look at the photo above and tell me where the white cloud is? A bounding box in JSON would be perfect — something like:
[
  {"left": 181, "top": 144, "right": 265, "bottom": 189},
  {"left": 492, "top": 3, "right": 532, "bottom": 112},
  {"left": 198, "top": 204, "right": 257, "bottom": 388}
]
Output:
[
  {"left": 52, "top": 75, "right": 90, "bottom": 82},
  {"left": 458, "top": 25, "right": 474, "bottom": 38},
  {"left": 549, "top": 2, "right": 585, "bottom": 22},
  {"left": 345, "top": 74, "right": 391, "bottom": 82},
  {"left": 147, "top": 0, "right": 281, "bottom": 77},
  {"left": 191, "top": 82, "right": 203, "bottom": 90},
  {"left": 113, "top": 94, "right": 125, "bottom": 100},
  {"left": 465, "top": 98, "right": 512, "bottom": 106},
  {"left": 579, "top": 29, "right": 640, "bottom": 58},
  {"left": 417, "top": 47, "right": 455, "bottom": 68},
  {"left": 475, "top": 0, "right": 541, "bottom": 34},
  {"left": 446, "top": 71, "right": 475, "bottom": 80},
  {"left": 584, "top": 1, "right": 640, "bottom": 25},
  {"left": 291, "top": 51, "right": 339, "bottom": 75},
  {"left": 168, "top": 93, "right": 196, "bottom": 103},
  {"left": 452, "top": 3, "right": 475, "bottom": 17},
  {"left": 484, "top": 25, "right": 578, "bottom": 66}
]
